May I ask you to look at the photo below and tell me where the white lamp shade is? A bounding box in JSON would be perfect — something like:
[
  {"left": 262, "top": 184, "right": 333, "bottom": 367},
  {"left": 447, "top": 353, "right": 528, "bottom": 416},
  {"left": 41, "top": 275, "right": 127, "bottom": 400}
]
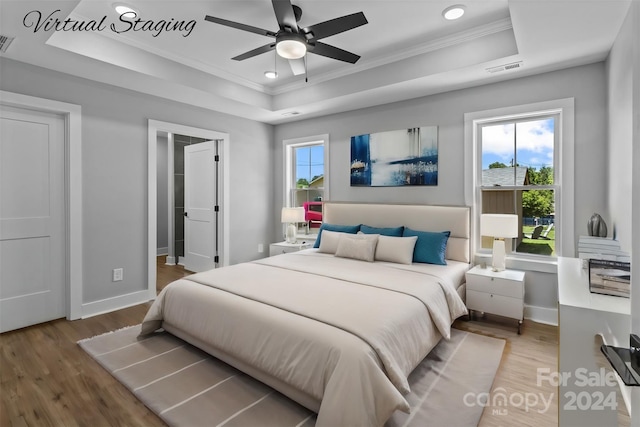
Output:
[
  {"left": 481, "top": 214, "right": 519, "bottom": 238},
  {"left": 281, "top": 207, "right": 305, "bottom": 223}
]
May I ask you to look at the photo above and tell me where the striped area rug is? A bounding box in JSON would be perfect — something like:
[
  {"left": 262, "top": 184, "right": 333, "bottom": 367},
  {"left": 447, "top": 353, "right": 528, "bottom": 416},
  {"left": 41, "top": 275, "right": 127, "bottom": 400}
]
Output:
[{"left": 79, "top": 326, "right": 504, "bottom": 427}]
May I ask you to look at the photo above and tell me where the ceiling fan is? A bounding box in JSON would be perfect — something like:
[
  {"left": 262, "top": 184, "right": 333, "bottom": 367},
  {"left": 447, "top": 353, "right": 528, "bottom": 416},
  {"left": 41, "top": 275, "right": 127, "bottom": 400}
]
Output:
[{"left": 204, "top": 0, "right": 368, "bottom": 75}]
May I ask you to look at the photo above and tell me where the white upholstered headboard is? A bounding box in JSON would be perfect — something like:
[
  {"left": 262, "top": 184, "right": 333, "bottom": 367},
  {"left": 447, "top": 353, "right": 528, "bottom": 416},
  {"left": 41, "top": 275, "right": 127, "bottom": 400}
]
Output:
[{"left": 323, "top": 202, "right": 471, "bottom": 263}]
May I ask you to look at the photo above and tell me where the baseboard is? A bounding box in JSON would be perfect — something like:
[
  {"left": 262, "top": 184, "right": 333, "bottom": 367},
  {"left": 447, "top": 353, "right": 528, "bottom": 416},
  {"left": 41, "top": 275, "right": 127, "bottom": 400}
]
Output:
[
  {"left": 157, "top": 247, "right": 168, "bottom": 256},
  {"left": 165, "top": 256, "right": 176, "bottom": 265},
  {"left": 524, "top": 304, "right": 558, "bottom": 326},
  {"left": 81, "top": 290, "right": 153, "bottom": 319}
]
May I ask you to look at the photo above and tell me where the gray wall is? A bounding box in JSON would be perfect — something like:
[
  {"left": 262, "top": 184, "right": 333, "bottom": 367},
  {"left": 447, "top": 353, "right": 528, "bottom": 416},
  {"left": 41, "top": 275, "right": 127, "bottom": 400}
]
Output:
[
  {"left": 156, "top": 133, "right": 168, "bottom": 253},
  {"left": 274, "top": 63, "right": 608, "bottom": 311},
  {"left": 0, "top": 57, "right": 274, "bottom": 304}
]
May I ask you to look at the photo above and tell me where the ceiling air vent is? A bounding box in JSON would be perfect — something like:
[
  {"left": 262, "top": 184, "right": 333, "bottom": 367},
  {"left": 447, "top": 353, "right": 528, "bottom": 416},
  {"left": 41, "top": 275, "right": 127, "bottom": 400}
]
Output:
[
  {"left": 0, "top": 35, "right": 15, "bottom": 53},
  {"left": 486, "top": 61, "right": 522, "bottom": 74}
]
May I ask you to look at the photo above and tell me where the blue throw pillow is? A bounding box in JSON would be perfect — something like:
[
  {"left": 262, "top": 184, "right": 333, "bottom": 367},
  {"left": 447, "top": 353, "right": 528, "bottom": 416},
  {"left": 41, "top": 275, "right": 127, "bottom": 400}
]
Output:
[
  {"left": 402, "top": 227, "right": 451, "bottom": 265},
  {"left": 360, "top": 225, "right": 404, "bottom": 237},
  {"left": 313, "top": 223, "right": 361, "bottom": 248}
]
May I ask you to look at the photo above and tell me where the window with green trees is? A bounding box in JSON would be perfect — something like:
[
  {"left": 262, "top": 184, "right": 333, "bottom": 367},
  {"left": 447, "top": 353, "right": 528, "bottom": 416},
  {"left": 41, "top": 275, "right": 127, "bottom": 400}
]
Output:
[{"left": 480, "top": 115, "right": 558, "bottom": 256}]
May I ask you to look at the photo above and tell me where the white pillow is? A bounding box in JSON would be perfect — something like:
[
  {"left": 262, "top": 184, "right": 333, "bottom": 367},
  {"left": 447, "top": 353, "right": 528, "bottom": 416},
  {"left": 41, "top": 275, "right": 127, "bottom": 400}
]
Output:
[
  {"left": 318, "top": 230, "right": 344, "bottom": 254},
  {"left": 375, "top": 235, "right": 418, "bottom": 264},
  {"left": 334, "top": 233, "right": 379, "bottom": 262}
]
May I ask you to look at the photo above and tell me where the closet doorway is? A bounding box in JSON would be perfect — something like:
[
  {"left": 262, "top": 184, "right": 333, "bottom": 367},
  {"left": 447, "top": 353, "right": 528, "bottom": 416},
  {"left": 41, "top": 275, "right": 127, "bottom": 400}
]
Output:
[{"left": 147, "top": 120, "right": 229, "bottom": 298}]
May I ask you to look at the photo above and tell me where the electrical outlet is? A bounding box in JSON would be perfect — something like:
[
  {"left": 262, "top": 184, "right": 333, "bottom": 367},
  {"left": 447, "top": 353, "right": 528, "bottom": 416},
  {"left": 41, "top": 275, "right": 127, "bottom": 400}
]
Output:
[
  {"left": 112, "top": 268, "right": 123, "bottom": 282},
  {"left": 258, "top": 244, "right": 264, "bottom": 253}
]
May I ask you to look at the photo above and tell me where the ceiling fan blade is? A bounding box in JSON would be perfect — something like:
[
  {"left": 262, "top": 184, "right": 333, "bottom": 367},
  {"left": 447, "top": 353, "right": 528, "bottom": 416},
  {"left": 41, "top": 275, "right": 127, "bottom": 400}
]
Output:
[
  {"left": 205, "top": 15, "right": 277, "bottom": 37},
  {"left": 232, "top": 43, "right": 276, "bottom": 61},
  {"left": 288, "top": 58, "right": 306, "bottom": 75},
  {"left": 272, "top": 0, "right": 298, "bottom": 31},
  {"left": 311, "top": 42, "right": 361, "bottom": 64},
  {"left": 303, "top": 12, "right": 368, "bottom": 41}
]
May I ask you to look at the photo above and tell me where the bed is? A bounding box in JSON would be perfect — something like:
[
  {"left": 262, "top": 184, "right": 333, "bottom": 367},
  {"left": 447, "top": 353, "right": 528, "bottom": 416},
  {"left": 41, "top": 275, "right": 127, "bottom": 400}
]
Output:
[{"left": 141, "top": 203, "right": 471, "bottom": 427}]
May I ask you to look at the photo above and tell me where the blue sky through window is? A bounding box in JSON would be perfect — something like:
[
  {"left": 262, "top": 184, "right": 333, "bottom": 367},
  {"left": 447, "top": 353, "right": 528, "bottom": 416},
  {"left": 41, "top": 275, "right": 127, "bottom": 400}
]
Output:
[
  {"left": 481, "top": 118, "right": 554, "bottom": 171},
  {"left": 296, "top": 145, "right": 324, "bottom": 182}
]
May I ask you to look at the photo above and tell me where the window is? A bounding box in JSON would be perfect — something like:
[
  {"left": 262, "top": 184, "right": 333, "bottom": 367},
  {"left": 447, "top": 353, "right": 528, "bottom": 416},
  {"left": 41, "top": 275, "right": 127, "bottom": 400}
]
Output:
[
  {"left": 480, "top": 116, "right": 558, "bottom": 256},
  {"left": 284, "top": 135, "right": 329, "bottom": 235},
  {"left": 465, "top": 99, "right": 575, "bottom": 265}
]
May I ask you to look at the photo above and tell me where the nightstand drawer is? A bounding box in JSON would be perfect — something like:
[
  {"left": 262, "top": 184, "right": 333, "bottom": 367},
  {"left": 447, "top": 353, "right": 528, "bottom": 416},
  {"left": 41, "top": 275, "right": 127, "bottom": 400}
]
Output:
[
  {"left": 466, "top": 290, "right": 524, "bottom": 320},
  {"left": 271, "top": 245, "right": 301, "bottom": 256},
  {"left": 466, "top": 274, "right": 524, "bottom": 298},
  {"left": 269, "top": 241, "right": 313, "bottom": 257}
]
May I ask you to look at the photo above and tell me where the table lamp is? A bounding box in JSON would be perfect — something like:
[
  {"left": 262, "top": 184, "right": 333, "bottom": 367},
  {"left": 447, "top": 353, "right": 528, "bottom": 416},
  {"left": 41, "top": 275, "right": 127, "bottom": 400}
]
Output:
[
  {"left": 481, "top": 214, "right": 519, "bottom": 271},
  {"left": 281, "top": 207, "right": 305, "bottom": 244}
]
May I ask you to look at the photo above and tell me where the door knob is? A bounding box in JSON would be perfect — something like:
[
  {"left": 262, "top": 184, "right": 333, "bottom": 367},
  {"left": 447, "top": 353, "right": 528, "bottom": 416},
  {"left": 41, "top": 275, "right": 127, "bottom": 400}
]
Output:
[{"left": 184, "top": 212, "right": 188, "bottom": 217}]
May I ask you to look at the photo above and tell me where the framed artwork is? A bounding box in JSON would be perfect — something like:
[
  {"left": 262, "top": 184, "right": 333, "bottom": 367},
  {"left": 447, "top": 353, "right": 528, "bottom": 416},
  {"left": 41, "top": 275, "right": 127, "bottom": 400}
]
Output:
[{"left": 350, "top": 126, "right": 438, "bottom": 186}]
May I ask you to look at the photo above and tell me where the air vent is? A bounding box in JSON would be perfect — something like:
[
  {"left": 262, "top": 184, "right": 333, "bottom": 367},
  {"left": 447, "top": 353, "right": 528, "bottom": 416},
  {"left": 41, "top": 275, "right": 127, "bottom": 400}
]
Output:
[
  {"left": 486, "top": 61, "right": 522, "bottom": 74},
  {"left": 0, "top": 35, "right": 15, "bottom": 53},
  {"left": 281, "top": 111, "right": 301, "bottom": 117}
]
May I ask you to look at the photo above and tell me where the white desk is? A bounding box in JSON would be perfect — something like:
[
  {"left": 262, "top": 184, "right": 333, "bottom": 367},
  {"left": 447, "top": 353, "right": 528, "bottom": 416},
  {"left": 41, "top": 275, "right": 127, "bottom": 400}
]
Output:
[{"left": 558, "top": 257, "right": 631, "bottom": 426}]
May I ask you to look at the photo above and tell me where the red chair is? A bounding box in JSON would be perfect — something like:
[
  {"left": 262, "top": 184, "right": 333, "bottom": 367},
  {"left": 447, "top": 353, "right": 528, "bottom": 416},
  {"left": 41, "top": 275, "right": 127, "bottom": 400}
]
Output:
[{"left": 303, "top": 202, "right": 323, "bottom": 228}]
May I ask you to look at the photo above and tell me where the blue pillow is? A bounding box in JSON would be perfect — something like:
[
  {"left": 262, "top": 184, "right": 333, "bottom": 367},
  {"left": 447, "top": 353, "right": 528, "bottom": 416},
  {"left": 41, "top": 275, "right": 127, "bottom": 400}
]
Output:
[
  {"left": 402, "top": 227, "right": 451, "bottom": 265},
  {"left": 313, "top": 223, "right": 361, "bottom": 248},
  {"left": 360, "top": 225, "right": 404, "bottom": 237}
]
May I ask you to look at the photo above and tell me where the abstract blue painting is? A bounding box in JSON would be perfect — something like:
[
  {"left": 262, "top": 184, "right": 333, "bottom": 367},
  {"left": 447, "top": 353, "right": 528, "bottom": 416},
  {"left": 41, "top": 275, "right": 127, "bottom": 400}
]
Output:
[{"left": 350, "top": 126, "right": 438, "bottom": 186}]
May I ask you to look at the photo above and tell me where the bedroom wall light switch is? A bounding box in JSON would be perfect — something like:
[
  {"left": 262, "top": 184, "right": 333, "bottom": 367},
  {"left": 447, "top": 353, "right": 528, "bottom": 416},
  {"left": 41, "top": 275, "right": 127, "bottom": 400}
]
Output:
[
  {"left": 112, "top": 268, "right": 123, "bottom": 282},
  {"left": 258, "top": 244, "right": 264, "bottom": 253}
]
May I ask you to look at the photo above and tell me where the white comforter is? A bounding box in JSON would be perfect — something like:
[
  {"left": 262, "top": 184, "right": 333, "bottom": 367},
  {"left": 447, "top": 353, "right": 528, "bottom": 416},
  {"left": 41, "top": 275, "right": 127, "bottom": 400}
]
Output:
[{"left": 141, "top": 251, "right": 468, "bottom": 427}]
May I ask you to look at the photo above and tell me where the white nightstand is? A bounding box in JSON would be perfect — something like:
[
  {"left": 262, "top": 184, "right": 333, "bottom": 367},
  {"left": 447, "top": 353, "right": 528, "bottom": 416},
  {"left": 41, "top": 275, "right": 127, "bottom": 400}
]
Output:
[
  {"left": 465, "top": 265, "right": 525, "bottom": 334},
  {"left": 269, "top": 241, "right": 313, "bottom": 257}
]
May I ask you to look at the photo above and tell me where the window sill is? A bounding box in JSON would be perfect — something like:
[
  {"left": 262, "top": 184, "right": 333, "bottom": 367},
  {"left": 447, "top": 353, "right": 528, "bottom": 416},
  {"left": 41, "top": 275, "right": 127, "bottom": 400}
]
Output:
[{"left": 474, "top": 253, "right": 558, "bottom": 274}]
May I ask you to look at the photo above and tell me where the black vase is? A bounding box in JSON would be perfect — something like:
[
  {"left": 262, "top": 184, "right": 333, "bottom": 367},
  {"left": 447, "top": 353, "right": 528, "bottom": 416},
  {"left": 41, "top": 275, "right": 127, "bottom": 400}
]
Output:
[{"left": 587, "top": 213, "right": 608, "bottom": 237}]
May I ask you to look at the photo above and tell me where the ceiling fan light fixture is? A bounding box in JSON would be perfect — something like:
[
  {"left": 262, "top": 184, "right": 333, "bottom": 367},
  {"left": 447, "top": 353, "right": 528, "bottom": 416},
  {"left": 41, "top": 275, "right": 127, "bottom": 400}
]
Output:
[
  {"left": 442, "top": 4, "right": 466, "bottom": 20},
  {"left": 276, "top": 36, "right": 307, "bottom": 59},
  {"left": 264, "top": 71, "right": 278, "bottom": 79}
]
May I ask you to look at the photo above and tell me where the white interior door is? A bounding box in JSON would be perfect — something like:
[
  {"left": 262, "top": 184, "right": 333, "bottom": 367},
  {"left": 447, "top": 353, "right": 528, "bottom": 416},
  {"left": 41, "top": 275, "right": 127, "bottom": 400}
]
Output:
[
  {"left": 183, "top": 140, "right": 217, "bottom": 272},
  {"left": 0, "top": 106, "right": 66, "bottom": 333}
]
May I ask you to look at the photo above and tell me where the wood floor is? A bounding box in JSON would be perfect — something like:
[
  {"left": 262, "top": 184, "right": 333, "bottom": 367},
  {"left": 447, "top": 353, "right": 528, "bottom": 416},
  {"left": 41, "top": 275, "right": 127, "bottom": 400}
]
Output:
[{"left": 0, "top": 258, "right": 611, "bottom": 427}]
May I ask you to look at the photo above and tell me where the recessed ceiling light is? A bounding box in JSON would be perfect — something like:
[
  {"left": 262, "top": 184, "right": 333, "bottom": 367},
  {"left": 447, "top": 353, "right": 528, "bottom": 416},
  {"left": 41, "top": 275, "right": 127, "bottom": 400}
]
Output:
[
  {"left": 442, "top": 5, "right": 466, "bottom": 20},
  {"left": 264, "top": 71, "right": 278, "bottom": 79},
  {"left": 113, "top": 3, "right": 138, "bottom": 17}
]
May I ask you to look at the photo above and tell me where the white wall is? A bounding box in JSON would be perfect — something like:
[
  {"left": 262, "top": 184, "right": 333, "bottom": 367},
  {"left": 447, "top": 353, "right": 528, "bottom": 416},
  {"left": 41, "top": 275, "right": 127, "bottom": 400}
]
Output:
[
  {"left": 274, "top": 63, "right": 608, "bottom": 312},
  {"left": 633, "top": 2, "right": 640, "bottom": 421},
  {"left": 607, "top": 2, "right": 639, "bottom": 422},
  {"left": 606, "top": 4, "right": 634, "bottom": 250},
  {"left": 0, "top": 57, "right": 274, "bottom": 306},
  {"left": 632, "top": 0, "right": 640, "bottom": 351}
]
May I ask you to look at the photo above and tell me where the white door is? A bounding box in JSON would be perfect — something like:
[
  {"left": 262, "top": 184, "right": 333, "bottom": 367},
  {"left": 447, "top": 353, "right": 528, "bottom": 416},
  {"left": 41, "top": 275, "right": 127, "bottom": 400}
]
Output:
[
  {"left": 0, "top": 106, "right": 66, "bottom": 333},
  {"left": 183, "top": 140, "right": 217, "bottom": 272}
]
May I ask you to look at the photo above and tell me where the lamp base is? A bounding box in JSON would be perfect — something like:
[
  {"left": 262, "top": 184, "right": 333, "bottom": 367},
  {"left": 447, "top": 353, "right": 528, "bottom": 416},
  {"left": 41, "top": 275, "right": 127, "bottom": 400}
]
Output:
[
  {"left": 285, "top": 223, "right": 297, "bottom": 244},
  {"left": 492, "top": 238, "right": 506, "bottom": 271}
]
